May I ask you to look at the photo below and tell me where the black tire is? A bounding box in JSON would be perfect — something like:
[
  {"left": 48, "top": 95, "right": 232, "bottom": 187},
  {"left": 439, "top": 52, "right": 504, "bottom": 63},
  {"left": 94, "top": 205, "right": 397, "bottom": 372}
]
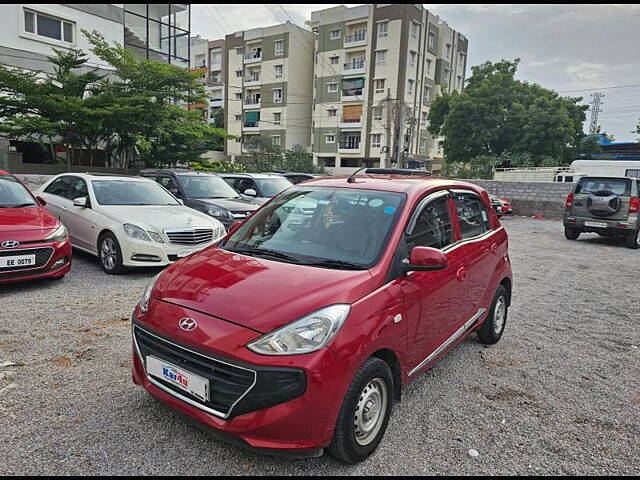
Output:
[
  {"left": 564, "top": 226, "right": 580, "bottom": 240},
  {"left": 626, "top": 229, "right": 640, "bottom": 249},
  {"left": 98, "top": 232, "right": 125, "bottom": 275},
  {"left": 476, "top": 285, "right": 509, "bottom": 345},
  {"left": 328, "top": 357, "right": 394, "bottom": 464}
]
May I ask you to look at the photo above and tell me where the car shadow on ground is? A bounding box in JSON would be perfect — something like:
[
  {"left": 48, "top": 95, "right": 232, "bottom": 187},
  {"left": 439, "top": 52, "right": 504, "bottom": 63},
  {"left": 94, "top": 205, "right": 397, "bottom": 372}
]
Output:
[{"left": 70, "top": 247, "right": 167, "bottom": 277}]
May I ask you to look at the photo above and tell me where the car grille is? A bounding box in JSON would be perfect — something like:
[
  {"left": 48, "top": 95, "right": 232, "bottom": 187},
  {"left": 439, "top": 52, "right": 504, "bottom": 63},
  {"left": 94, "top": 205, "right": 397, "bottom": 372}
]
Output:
[
  {"left": 0, "top": 247, "right": 54, "bottom": 273},
  {"left": 165, "top": 228, "right": 214, "bottom": 245},
  {"left": 133, "top": 326, "right": 256, "bottom": 418}
]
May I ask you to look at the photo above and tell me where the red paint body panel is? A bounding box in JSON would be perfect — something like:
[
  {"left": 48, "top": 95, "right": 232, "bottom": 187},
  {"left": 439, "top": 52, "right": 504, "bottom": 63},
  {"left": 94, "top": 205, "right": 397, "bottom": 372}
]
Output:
[
  {"left": 133, "top": 175, "right": 512, "bottom": 453},
  {"left": 0, "top": 172, "right": 72, "bottom": 283}
]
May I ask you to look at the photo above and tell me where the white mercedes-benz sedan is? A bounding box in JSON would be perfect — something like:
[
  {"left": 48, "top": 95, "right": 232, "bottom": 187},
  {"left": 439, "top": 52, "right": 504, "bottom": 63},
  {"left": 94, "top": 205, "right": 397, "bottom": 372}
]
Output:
[{"left": 37, "top": 173, "right": 226, "bottom": 274}]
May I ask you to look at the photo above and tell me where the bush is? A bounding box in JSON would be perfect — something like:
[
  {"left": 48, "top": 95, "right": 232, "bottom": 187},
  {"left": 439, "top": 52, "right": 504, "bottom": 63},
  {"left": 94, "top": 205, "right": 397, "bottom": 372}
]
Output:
[{"left": 191, "top": 158, "right": 245, "bottom": 173}]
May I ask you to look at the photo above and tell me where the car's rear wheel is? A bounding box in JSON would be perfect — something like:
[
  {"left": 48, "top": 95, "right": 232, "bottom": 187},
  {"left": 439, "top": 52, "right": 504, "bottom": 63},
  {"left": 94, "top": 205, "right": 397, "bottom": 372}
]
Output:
[
  {"left": 477, "top": 285, "right": 509, "bottom": 345},
  {"left": 99, "top": 233, "right": 125, "bottom": 275},
  {"left": 626, "top": 229, "right": 640, "bottom": 249},
  {"left": 564, "top": 226, "right": 580, "bottom": 240},
  {"left": 328, "top": 357, "right": 394, "bottom": 464}
]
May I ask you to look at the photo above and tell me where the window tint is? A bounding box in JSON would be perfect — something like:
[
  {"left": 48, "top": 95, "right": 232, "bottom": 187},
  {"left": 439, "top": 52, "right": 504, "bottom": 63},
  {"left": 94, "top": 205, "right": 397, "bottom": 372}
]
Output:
[
  {"left": 575, "top": 177, "right": 630, "bottom": 196},
  {"left": 454, "top": 192, "right": 491, "bottom": 239},
  {"left": 44, "top": 177, "right": 71, "bottom": 198},
  {"left": 406, "top": 196, "right": 453, "bottom": 251},
  {"left": 67, "top": 177, "right": 88, "bottom": 201}
]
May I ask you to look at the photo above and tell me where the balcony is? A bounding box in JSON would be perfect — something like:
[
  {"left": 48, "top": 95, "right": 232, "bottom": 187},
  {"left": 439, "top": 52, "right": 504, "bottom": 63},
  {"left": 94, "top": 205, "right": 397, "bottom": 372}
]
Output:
[
  {"left": 244, "top": 74, "right": 261, "bottom": 86},
  {"left": 244, "top": 97, "right": 261, "bottom": 109},
  {"left": 338, "top": 140, "right": 361, "bottom": 153},
  {"left": 343, "top": 59, "right": 366, "bottom": 75},
  {"left": 340, "top": 116, "right": 362, "bottom": 129},
  {"left": 341, "top": 89, "right": 364, "bottom": 102},
  {"left": 244, "top": 52, "right": 262, "bottom": 64},
  {"left": 243, "top": 121, "right": 260, "bottom": 132},
  {"left": 344, "top": 31, "right": 367, "bottom": 48},
  {"left": 209, "top": 98, "right": 223, "bottom": 108}
]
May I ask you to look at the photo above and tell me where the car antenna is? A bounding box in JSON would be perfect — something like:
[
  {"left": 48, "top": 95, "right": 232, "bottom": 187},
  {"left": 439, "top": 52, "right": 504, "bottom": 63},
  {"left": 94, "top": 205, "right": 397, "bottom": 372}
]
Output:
[{"left": 347, "top": 166, "right": 368, "bottom": 183}]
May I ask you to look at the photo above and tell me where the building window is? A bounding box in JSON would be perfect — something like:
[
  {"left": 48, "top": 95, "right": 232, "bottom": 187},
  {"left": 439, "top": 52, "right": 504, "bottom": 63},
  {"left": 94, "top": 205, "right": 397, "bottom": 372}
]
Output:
[
  {"left": 373, "top": 106, "right": 383, "bottom": 120},
  {"left": 446, "top": 43, "right": 451, "bottom": 57},
  {"left": 327, "top": 82, "right": 338, "bottom": 93},
  {"left": 375, "top": 50, "right": 387, "bottom": 65},
  {"left": 374, "top": 79, "right": 385, "bottom": 94},
  {"left": 273, "top": 112, "right": 282, "bottom": 125},
  {"left": 371, "top": 134, "right": 382, "bottom": 148},
  {"left": 457, "top": 75, "right": 462, "bottom": 88},
  {"left": 275, "top": 64, "right": 283, "bottom": 78},
  {"left": 411, "top": 21, "right": 419, "bottom": 39},
  {"left": 377, "top": 21, "right": 388, "bottom": 39},
  {"left": 24, "top": 8, "right": 74, "bottom": 43},
  {"left": 235, "top": 114, "right": 242, "bottom": 121},
  {"left": 272, "top": 135, "right": 281, "bottom": 147},
  {"left": 409, "top": 51, "right": 417, "bottom": 67},
  {"left": 330, "top": 55, "right": 339, "bottom": 64},
  {"left": 235, "top": 93, "right": 242, "bottom": 100},
  {"left": 421, "top": 111, "right": 428, "bottom": 125},
  {"left": 273, "top": 88, "right": 283, "bottom": 103},
  {"left": 325, "top": 134, "right": 335, "bottom": 143},
  {"left": 235, "top": 70, "right": 243, "bottom": 78},
  {"left": 420, "top": 138, "right": 427, "bottom": 153},
  {"left": 330, "top": 28, "right": 341, "bottom": 40},
  {"left": 274, "top": 39, "right": 284, "bottom": 56},
  {"left": 426, "top": 59, "right": 432, "bottom": 75},
  {"left": 428, "top": 31, "right": 436, "bottom": 49},
  {"left": 423, "top": 85, "right": 431, "bottom": 103},
  {"left": 407, "top": 79, "right": 414, "bottom": 95},
  {"left": 328, "top": 108, "right": 337, "bottom": 117}
]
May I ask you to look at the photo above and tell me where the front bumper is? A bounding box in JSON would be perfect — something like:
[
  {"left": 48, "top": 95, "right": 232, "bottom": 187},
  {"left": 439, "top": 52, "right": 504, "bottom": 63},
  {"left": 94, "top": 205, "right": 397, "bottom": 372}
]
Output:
[
  {"left": 119, "top": 237, "right": 220, "bottom": 267},
  {"left": 0, "top": 239, "right": 72, "bottom": 284},
  {"left": 131, "top": 303, "right": 350, "bottom": 452}
]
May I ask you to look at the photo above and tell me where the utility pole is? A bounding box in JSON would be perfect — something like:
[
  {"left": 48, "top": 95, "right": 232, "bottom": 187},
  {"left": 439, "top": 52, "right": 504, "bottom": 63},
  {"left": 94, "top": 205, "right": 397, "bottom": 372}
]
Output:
[
  {"left": 383, "top": 89, "right": 392, "bottom": 168},
  {"left": 395, "top": 101, "right": 406, "bottom": 168},
  {"left": 588, "top": 92, "right": 604, "bottom": 135}
]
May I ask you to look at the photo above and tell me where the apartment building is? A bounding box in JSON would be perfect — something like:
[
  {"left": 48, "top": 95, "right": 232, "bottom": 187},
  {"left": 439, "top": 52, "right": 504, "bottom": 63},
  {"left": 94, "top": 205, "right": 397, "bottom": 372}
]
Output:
[
  {"left": 309, "top": 4, "right": 468, "bottom": 174},
  {"left": 223, "top": 21, "right": 314, "bottom": 158}
]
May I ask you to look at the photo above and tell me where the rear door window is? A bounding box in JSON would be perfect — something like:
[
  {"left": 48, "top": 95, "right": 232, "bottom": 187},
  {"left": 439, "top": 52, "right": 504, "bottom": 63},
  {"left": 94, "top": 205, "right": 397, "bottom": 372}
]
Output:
[
  {"left": 453, "top": 191, "right": 491, "bottom": 239},
  {"left": 575, "top": 178, "right": 630, "bottom": 196}
]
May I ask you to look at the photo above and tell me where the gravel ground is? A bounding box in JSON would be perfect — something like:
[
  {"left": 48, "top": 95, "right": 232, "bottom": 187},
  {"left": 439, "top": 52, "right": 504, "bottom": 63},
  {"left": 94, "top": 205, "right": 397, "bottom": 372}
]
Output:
[{"left": 1, "top": 217, "right": 639, "bottom": 475}]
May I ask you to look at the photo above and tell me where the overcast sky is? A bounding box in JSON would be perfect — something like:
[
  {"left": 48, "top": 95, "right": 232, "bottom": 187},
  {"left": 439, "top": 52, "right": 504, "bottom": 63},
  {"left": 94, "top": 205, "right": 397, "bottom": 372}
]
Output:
[{"left": 191, "top": 4, "right": 640, "bottom": 142}]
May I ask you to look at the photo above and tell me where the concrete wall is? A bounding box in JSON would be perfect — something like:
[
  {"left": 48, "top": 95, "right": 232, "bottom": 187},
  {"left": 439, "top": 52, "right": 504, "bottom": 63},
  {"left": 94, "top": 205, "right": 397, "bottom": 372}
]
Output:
[
  {"left": 462, "top": 179, "right": 574, "bottom": 218},
  {"left": 15, "top": 174, "right": 52, "bottom": 190}
]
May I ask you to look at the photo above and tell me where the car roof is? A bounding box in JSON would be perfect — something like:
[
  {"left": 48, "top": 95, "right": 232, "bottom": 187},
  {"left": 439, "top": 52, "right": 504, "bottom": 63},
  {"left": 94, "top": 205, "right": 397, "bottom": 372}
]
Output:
[
  {"left": 219, "top": 172, "right": 286, "bottom": 179},
  {"left": 139, "top": 168, "right": 212, "bottom": 176},
  {"left": 295, "top": 174, "right": 486, "bottom": 197},
  {"left": 52, "top": 172, "right": 151, "bottom": 182}
]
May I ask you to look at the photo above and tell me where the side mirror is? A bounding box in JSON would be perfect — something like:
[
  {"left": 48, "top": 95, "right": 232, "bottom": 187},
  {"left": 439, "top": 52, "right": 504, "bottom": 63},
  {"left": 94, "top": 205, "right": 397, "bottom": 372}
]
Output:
[
  {"left": 36, "top": 196, "right": 46, "bottom": 207},
  {"left": 169, "top": 188, "right": 181, "bottom": 198},
  {"left": 226, "top": 220, "right": 244, "bottom": 237},
  {"left": 72, "top": 197, "right": 89, "bottom": 208},
  {"left": 244, "top": 188, "right": 257, "bottom": 197},
  {"left": 403, "top": 246, "right": 448, "bottom": 272}
]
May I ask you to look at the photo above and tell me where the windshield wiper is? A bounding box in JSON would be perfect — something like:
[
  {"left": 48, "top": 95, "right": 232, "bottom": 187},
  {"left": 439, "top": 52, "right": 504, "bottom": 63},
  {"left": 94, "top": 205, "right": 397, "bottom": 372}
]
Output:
[
  {"left": 299, "top": 259, "right": 366, "bottom": 270},
  {"left": 228, "top": 247, "right": 301, "bottom": 263},
  {"left": 1, "top": 203, "right": 36, "bottom": 208}
]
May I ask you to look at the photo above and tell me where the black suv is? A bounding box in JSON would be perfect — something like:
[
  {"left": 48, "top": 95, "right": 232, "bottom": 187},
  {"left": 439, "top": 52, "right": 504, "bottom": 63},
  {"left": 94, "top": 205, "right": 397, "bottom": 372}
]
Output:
[
  {"left": 140, "top": 169, "right": 259, "bottom": 228},
  {"left": 564, "top": 176, "right": 640, "bottom": 249}
]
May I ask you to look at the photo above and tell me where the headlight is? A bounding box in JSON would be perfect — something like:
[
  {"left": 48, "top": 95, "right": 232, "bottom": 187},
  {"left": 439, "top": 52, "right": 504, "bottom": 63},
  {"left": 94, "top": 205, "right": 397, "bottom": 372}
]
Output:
[
  {"left": 139, "top": 272, "right": 162, "bottom": 313},
  {"left": 147, "top": 231, "right": 164, "bottom": 243},
  {"left": 124, "top": 223, "right": 152, "bottom": 242},
  {"left": 207, "top": 207, "right": 231, "bottom": 219},
  {"left": 44, "top": 224, "right": 68, "bottom": 242},
  {"left": 247, "top": 304, "right": 350, "bottom": 355}
]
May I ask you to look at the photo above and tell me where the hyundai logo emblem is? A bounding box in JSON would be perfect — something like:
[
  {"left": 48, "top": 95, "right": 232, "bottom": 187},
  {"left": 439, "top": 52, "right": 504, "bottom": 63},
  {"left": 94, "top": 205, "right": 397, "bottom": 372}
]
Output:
[
  {"left": 179, "top": 317, "right": 198, "bottom": 332},
  {"left": 1, "top": 240, "right": 19, "bottom": 249}
]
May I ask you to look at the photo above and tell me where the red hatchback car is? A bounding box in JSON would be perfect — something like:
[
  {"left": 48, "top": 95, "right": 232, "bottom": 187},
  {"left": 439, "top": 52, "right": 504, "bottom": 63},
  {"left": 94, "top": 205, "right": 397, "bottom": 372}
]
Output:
[
  {"left": 132, "top": 174, "right": 512, "bottom": 463},
  {"left": 0, "top": 170, "right": 71, "bottom": 283}
]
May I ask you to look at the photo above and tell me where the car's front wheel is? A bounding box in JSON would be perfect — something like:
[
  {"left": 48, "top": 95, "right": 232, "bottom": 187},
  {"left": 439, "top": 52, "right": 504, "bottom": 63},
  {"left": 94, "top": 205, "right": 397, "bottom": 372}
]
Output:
[
  {"left": 99, "top": 232, "right": 125, "bottom": 275},
  {"left": 328, "top": 357, "right": 394, "bottom": 464},
  {"left": 626, "top": 229, "right": 640, "bottom": 249},
  {"left": 477, "top": 285, "right": 509, "bottom": 345},
  {"left": 564, "top": 226, "right": 580, "bottom": 240}
]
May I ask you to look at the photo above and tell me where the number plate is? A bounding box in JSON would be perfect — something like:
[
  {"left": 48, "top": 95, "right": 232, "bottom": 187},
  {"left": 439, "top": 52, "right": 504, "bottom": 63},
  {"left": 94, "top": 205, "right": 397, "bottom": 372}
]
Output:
[
  {"left": 0, "top": 254, "right": 36, "bottom": 269},
  {"left": 146, "top": 356, "right": 209, "bottom": 402},
  {"left": 177, "top": 249, "right": 194, "bottom": 258},
  {"left": 584, "top": 221, "right": 608, "bottom": 228}
]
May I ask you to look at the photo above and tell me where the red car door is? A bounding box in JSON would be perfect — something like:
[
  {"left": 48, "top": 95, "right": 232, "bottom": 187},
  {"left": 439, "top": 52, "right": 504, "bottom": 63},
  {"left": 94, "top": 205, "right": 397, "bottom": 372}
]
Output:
[
  {"left": 396, "top": 190, "right": 470, "bottom": 373},
  {"left": 450, "top": 189, "right": 496, "bottom": 324}
]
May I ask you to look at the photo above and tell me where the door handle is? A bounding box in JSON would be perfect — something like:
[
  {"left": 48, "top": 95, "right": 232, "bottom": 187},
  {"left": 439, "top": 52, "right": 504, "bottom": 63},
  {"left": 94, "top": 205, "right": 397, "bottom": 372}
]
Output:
[
  {"left": 490, "top": 243, "right": 498, "bottom": 254},
  {"left": 456, "top": 267, "right": 467, "bottom": 281}
]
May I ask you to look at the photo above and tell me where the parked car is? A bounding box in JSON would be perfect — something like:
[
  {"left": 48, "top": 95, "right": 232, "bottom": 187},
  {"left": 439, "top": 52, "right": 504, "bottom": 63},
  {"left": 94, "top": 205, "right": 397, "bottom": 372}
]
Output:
[
  {"left": 564, "top": 175, "right": 640, "bottom": 249},
  {"left": 0, "top": 170, "right": 71, "bottom": 283},
  {"left": 274, "top": 172, "right": 322, "bottom": 185},
  {"left": 489, "top": 194, "right": 513, "bottom": 216},
  {"left": 37, "top": 173, "right": 227, "bottom": 274},
  {"left": 139, "top": 169, "right": 259, "bottom": 228},
  {"left": 219, "top": 173, "right": 293, "bottom": 205},
  {"left": 132, "top": 174, "right": 512, "bottom": 463}
]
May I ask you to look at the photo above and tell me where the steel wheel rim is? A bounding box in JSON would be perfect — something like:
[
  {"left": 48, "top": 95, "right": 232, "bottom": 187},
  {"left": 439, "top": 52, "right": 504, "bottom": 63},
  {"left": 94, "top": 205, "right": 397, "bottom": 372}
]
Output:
[
  {"left": 354, "top": 378, "right": 388, "bottom": 446},
  {"left": 493, "top": 296, "right": 507, "bottom": 335},
  {"left": 101, "top": 238, "right": 117, "bottom": 270}
]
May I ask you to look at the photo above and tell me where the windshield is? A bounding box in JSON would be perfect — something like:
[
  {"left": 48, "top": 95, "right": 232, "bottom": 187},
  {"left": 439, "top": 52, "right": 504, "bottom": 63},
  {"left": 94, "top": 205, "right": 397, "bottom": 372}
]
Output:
[
  {"left": 575, "top": 177, "right": 630, "bottom": 196},
  {"left": 0, "top": 175, "right": 36, "bottom": 208},
  {"left": 92, "top": 180, "right": 180, "bottom": 206},
  {"left": 255, "top": 177, "right": 293, "bottom": 197},
  {"left": 179, "top": 175, "right": 240, "bottom": 199},
  {"left": 223, "top": 187, "right": 404, "bottom": 268}
]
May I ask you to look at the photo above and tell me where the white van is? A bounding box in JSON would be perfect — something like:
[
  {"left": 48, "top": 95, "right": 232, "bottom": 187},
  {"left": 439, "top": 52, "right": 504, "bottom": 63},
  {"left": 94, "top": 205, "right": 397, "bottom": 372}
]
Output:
[{"left": 565, "top": 160, "right": 640, "bottom": 180}]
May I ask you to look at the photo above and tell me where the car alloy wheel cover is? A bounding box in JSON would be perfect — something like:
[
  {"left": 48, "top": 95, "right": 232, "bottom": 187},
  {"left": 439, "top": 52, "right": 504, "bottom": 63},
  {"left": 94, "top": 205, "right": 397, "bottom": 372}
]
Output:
[
  {"left": 353, "top": 378, "right": 388, "bottom": 446},
  {"left": 493, "top": 295, "right": 507, "bottom": 335},
  {"left": 101, "top": 237, "right": 117, "bottom": 270}
]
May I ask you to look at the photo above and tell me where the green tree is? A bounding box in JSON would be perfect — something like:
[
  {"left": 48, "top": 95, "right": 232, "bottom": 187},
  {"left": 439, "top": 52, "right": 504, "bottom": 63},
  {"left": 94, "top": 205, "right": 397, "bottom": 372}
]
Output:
[{"left": 428, "top": 59, "right": 589, "bottom": 167}]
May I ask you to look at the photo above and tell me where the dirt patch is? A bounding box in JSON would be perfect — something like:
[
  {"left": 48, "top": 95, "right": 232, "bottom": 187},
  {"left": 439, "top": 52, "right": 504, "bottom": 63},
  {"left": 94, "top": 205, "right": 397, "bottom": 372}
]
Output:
[
  {"left": 52, "top": 356, "right": 73, "bottom": 368},
  {"left": 90, "top": 317, "right": 130, "bottom": 329}
]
